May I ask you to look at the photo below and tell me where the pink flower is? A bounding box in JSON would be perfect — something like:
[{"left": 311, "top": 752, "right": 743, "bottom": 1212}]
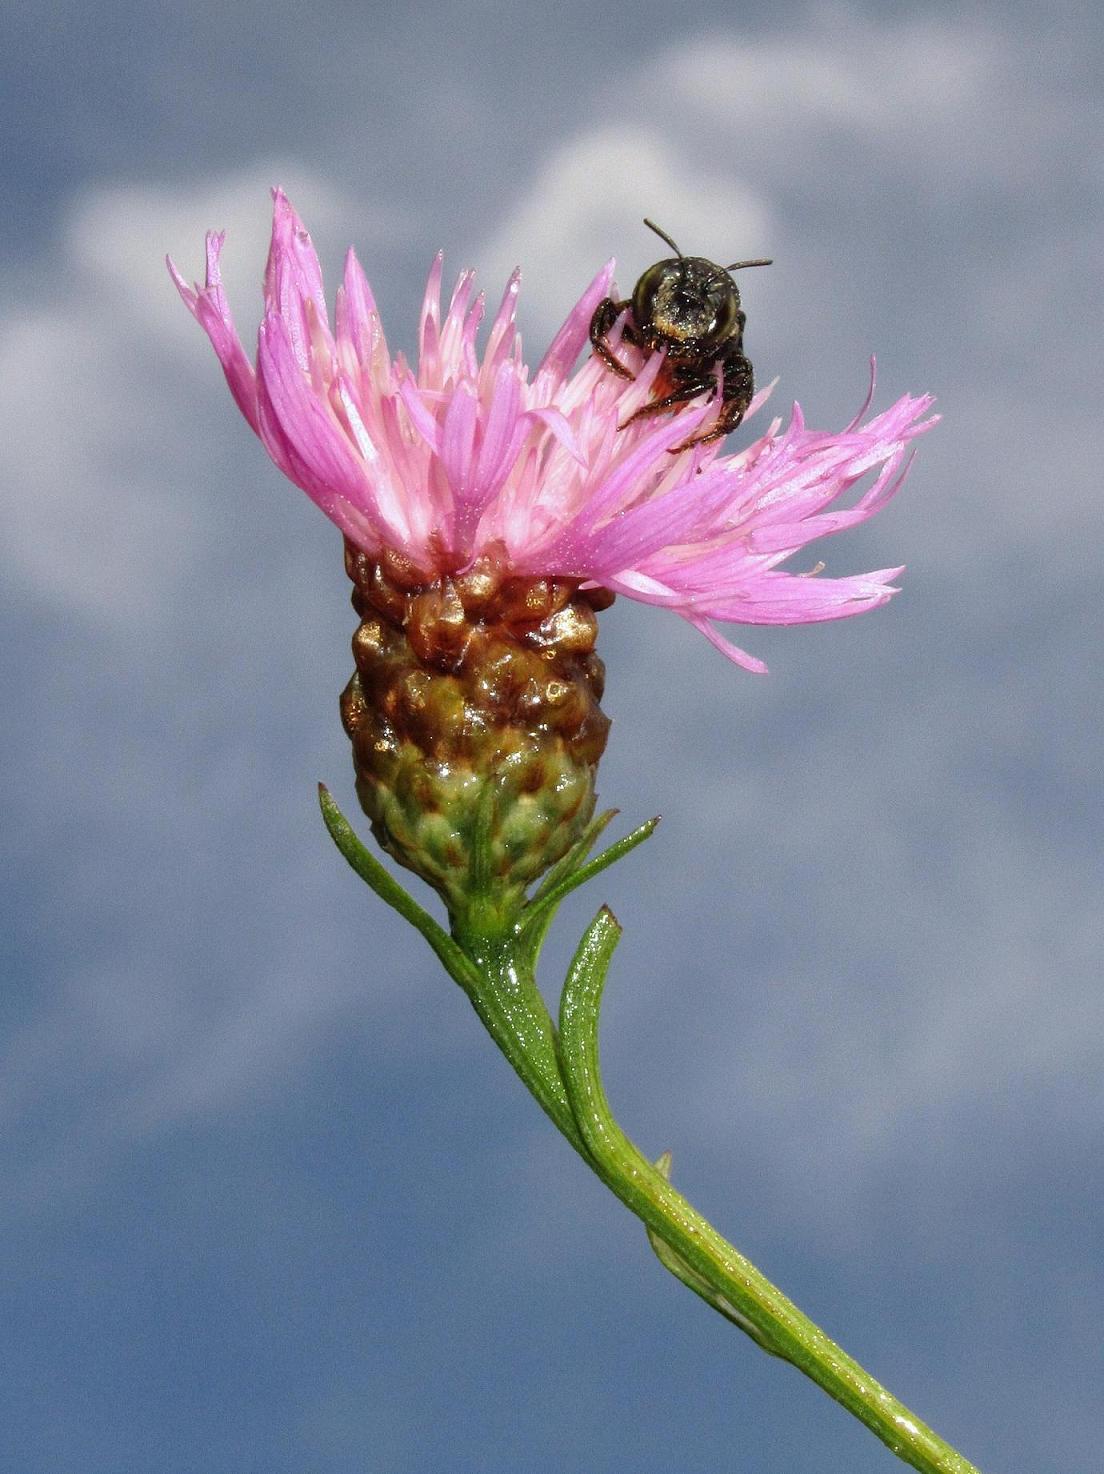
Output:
[{"left": 170, "top": 190, "right": 936, "bottom": 672}]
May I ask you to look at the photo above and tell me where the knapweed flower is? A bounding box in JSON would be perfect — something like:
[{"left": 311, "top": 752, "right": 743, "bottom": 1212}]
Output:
[{"left": 171, "top": 191, "right": 934, "bottom": 931}]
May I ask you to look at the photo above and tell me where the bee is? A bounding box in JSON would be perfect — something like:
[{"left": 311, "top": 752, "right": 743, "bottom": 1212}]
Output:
[{"left": 589, "top": 218, "right": 771, "bottom": 451}]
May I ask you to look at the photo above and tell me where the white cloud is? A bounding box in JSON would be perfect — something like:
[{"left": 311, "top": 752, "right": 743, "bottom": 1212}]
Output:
[
  {"left": 653, "top": 14, "right": 1073, "bottom": 192},
  {"left": 0, "top": 163, "right": 389, "bottom": 622},
  {"left": 662, "top": 24, "right": 1000, "bottom": 159},
  {"left": 477, "top": 125, "right": 774, "bottom": 337}
]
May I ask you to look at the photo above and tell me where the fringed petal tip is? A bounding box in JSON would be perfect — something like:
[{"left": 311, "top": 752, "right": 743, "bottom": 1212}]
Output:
[
  {"left": 166, "top": 253, "right": 193, "bottom": 306},
  {"left": 689, "top": 618, "right": 770, "bottom": 673},
  {"left": 166, "top": 227, "right": 226, "bottom": 308},
  {"left": 167, "top": 230, "right": 260, "bottom": 434}
]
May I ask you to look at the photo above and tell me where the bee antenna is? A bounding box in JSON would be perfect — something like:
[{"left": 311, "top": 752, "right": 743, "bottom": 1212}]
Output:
[
  {"left": 726, "top": 257, "right": 773, "bottom": 272},
  {"left": 643, "top": 218, "right": 682, "bottom": 257}
]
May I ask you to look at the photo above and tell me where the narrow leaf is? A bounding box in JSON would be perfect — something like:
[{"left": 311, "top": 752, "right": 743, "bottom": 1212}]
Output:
[
  {"left": 646, "top": 1154, "right": 783, "bottom": 1354},
  {"left": 557, "top": 906, "right": 624, "bottom": 1135},
  {"left": 522, "top": 816, "right": 659, "bottom": 950},
  {"left": 530, "top": 808, "right": 617, "bottom": 906},
  {"left": 317, "top": 784, "right": 481, "bottom": 993},
  {"left": 522, "top": 810, "right": 618, "bottom": 965}
]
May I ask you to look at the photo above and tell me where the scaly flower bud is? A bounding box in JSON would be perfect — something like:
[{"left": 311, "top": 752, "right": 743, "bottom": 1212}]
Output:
[{"left": 340, "top": 544, "right": 610, "bottom": 929}]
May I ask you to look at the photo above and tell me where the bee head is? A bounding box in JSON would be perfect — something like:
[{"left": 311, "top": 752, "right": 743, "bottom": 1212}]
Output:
[{"left": 630, "top": 221, "right": 770, "bottom": 352}]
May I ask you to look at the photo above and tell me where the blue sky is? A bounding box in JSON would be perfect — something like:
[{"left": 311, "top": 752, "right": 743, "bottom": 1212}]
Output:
[{"left": 2, "top": 2, "right": 1101, "bottom": 1471}]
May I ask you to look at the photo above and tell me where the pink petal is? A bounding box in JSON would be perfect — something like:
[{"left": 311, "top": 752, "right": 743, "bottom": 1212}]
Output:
[
  {"left": 566, "top": 401, "right": 714, "bottom": 537},
  {"left": 533, "top": 260, "right": 616, "bottom": 396},
  {"left": 522, "top": 406, "right": 584, "bottom": 466},
  {"left": 483, "top": 269, "right": 522, "bottom": 380},
  {"left": 686, "top": 567, "right": 904, "bottom": 625},
  {"left": 256, "top": 312, "right": 371, "bottom": 521},
  {"left": 439, "top": 381, "right": 479, "bottom": 508},
  {"left": 472, "top": 362, "right": 525, "bottom": 502},
  {"left": 168, "top": 232, "right": 260, "bottom": 434},
  {"left": 263, "top": 188, "right": 332, "bottom": 373},
  {"left": 397, "top": 374, "right": 442, "bottom": 454},
  {"left": 335, "top": 247, "right": 388, "bottom": 381},
  {"left": 686, "top": 616, "right": 770, "bottom": 673},
  {"left": 418, "top": 253, "right": 444, "bottom": 380}
]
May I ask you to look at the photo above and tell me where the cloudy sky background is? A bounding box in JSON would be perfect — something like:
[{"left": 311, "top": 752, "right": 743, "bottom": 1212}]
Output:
[{"left": 2, "top": 2, "right": 1101, "bottom": 1470}]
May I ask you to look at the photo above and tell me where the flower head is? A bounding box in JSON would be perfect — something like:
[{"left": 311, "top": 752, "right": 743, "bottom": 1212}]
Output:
[{"left": 171, "top": 189, "right": 935, "bottom": 672}]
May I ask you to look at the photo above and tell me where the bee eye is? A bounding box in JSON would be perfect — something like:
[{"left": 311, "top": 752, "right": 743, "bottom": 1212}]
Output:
[
  {"left": 631, "top": 261, "right": 674, "bottom": 324},
  {"left": 700, "top": 289, "right": 740, "bottom": 346}
]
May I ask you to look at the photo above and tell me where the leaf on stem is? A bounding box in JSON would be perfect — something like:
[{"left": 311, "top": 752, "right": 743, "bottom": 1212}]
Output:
[
  {"left": 646, "top": 1154, "right": 784, "bottom": 1354},
  {"left": 557, "top": 905, "right": 628, "bottom": 1144},
  {"left": 530, "top": 809, "right": 617, "bottom": 907},
  {"left": 317, "top": 784, "right": 481, "bottom": 994},
  {"left": 521, "top": 816, "right": 659, "bottom": 962}
]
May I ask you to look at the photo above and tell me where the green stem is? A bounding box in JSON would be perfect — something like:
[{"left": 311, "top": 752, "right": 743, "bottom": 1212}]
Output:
[
  {"left": 556, "top": 908, "right": 984, "bottom": 1474},
  {"left": 321, "top": 790, "right": 984, "bottom": 1474},
  {"left": 320, "top": 785, "right": 587, "bottom": 1155},
  {"left": 454, "top": 933, "right": 589, "bottom": 1159}
]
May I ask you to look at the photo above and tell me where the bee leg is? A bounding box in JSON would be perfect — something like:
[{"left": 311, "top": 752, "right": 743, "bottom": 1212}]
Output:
[
  {"left": 620, "top": 369, "right": 718, "bottom": 429},
  {"left": 669, "top": 355, "right": 754, "bottom": 452},
  {"left": 722, "top": 351, "right": 753, "bottom": 409},
  {"left": 589, "top": 298, "right": 637, "bottom": 380}
]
